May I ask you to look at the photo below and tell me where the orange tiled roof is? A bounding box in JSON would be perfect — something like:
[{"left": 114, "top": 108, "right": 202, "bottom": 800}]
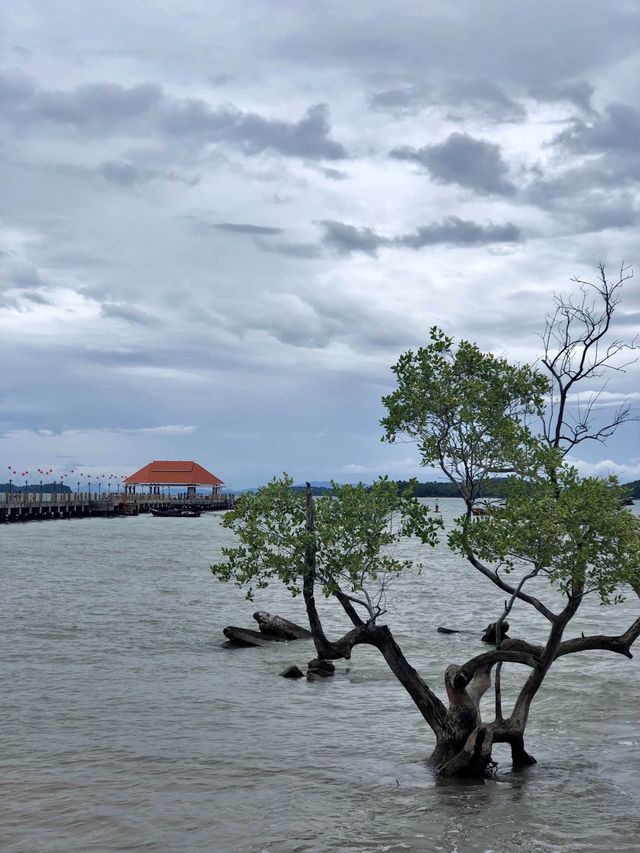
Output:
[{"left": 124, "top": 460, "right": 224, "bottom": 486}]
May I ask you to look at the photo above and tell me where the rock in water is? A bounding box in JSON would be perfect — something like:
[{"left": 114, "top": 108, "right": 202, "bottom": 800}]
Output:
[
  {"left": 253, "top": 611, "right": 312, "bottom": 640},
  {"left": 280, "top": 665, "right": 304, "bottom": 679},
  {"left": 307, "top": 658, "right": 335, "bottom": 679},
  {"left": 437, "top": 626, "right": 462, "bottom": 634}
]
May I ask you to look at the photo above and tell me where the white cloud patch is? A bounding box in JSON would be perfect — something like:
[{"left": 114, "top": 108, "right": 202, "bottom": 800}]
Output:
[{"left": 568, "top": 457, "right": 640, "bottom": 481}]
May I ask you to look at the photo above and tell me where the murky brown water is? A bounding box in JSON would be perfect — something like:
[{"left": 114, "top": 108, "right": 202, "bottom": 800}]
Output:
[{"left": 2, "top": 500, "right": 639, "bottom": 852}]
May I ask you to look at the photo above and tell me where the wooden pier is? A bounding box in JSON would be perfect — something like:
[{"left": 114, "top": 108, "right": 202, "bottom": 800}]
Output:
[{"left": 0, "top": 491, "right": 235, "bottom": 523}]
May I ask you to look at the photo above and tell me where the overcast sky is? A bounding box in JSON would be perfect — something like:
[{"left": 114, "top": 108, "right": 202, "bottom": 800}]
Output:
[{"left": 1, "top": 1, "right": 639, "bottom": 489}]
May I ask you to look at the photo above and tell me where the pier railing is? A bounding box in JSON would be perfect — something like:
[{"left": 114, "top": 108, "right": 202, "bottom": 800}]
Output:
[
  {"left": 2, "top": 491, "right": 233, "bottom": 504},
  {"left": 1, "top": 491, "right": 235, "bottom": 517}
]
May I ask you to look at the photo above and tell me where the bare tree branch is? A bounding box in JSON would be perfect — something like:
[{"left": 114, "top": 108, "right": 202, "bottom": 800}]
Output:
[{"left": 540, "top": 263, "right": 638, "bottom": 454}]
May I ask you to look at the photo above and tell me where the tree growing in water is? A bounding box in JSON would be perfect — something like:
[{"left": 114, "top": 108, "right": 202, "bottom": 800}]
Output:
[{"left": 212, "top": 265, "right": 640, "bottom": 777}]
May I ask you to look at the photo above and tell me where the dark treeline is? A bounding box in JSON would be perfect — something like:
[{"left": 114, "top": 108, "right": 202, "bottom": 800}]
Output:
[
  {"left": 399, "top": 478, "right": 639, "bottom": 499},
  {"left": 626, "top": 480, "right": 640, "bottom": 498},
  {"left": 395, "top": 479, "right": 512, "bottom": 498},
  {"left": 291, "top": 478, "right": 639, "bottom": 500}
]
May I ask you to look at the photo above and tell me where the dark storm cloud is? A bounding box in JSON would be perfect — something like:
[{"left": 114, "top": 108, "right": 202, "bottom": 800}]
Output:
[
  {"left": 233, "top": 287, "right": 425, "bottom": 351},
  {"left": 0, "top": 68, "right": 37, "bottom": 105},
  {"left": 391, "top": 133, "right": 516, "bottom": 196},
  {"left": 553, "top": 103, "right": 640, "bottom": 154},
  {"left": 575, "top": 199, "right": 639, "bottom": 232},
  {"left": 97, "top": 160, "right": 199, "bottom": 187},
  {"left": 369, "top": 86, "right": 428, "bottom": 116},
  {"left": 213, "top": 223, "right": 284, "bottom": 236},
  {"left": 313, "top": 166, "right": 349, "bottom": 181},
  {"left": 0, "top": 72, "right": 347, "bottom": 160},
  {"left": 395, "top": 218, "right": 522, "bottom": 248},
  {"left": 21, "top": 291, "right": 51, "bottom": 305},
  {"left": 34, "top": 82, "right": 162, "bottom": 128},
  {"left": 527, "top": 158, "right": 640, "bottom": 204},
  {"left": 529, "top": 80, "right": 595, "bottom": 113},
  {"left": 276, "top": 1, "right": 640, "bottom": 91},
  {"left": 98, "top": 160, "right": 150, "bottom": 185},
  {"left": 318, "top": 221, "right": 382, "bottom": 256},
  {"left": 219, "top": 216, "right": 522, "bottom": 260},
  {"left": 318, "top": 217, "right": 522, "bottom": 256},
  {"left": 259, "top": 241, "right": 322, "bottom": 259},
  {"left": 82, "top": 347, "right": 164, "bottom": 368},
  {"left": 5, "top": 264, "right": 45, "bottom": 290},
  {"left": 442, "top": 80, "right": 526, "bottom": 123},
  {"left": 369, "top": 80, "right": 525, "bottom": 123},
  {"left": 100, "top": 302, "right": 162, "bottom": 327},
  {"left": 523, "top": 98, "right": 640, "bottom": 231}
]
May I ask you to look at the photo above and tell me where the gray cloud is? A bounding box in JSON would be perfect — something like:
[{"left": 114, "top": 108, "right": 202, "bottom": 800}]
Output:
[
  {"left": 0, "top": 68, "right": 37, "bottom": 105},
  {"left": 318, "top": 216, "right": 522, "bottom": 256},
  {"left": 34, "top": 81, "right": 162, "bottom": 129},
  {"left": 369, "top": 79, "right": 525, "bottom": 123},
  {"left": 4, "top": 264, "right": 46, "bottom": 290},
  {"left": 522, "top": 99, "right": 640, "bottom": 230},
  {"left": 214, "top": 222, "right": 284, "bottom": 236},
  {"left": 97, "top": 159, "right": 199, "bottom": 187},
  {"left": 391, "top": 133, "right": 516, "bottom": 196},
  {"left": 318, "top": 221, "right": 382, "bottom": 256},
  {"left": 232, "top": 286, "right": 425, "bottom": 352},
  {"left": 277, "top": 1, "right": 640, "bottom": 92},
  {"left": 553, "top": 103, "right": 640, "bottom": 154},
  {"left": 259, "top": 241, "right": 322, "bottom": 259},
  {"left": 442, "top": 79, "right": 526, "bottom": 123},
  {"left": 529, "top": 80, "right": 595, "bottom": 113},
  {"left": 0, "top": 72, "right": 347, "bottom": 160},
  {"left": 369, "top": 86, "right": 428, "bottom": 116},
  {"left": 313, "top": 166, "right": 349, "bottom": 181},
  {"left": 395, "top": 218, "right": 522, "bottom": 248},
  {"left": 22, "top": 291, "right": 51, "bottom": 305},
  {"left": 100, "top": 302, "right": 162, "bottom": 327},
  {"left": 98, "top": 160, "right": 151, "bottom": 185}
]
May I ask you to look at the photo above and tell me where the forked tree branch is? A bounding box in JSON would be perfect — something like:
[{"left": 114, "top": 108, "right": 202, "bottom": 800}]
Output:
[{"left": 462, "top": 541, "right": 556, "bottom": 622}]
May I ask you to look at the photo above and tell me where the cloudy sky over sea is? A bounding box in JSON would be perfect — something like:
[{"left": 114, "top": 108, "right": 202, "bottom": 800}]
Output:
[{"left": 1, "top": 1, "right": 639, "bottom": 488}]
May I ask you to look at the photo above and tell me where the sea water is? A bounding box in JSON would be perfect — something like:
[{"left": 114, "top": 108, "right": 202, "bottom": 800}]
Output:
[{"left": 2, "top": 500, "right": 639, "bottom": 852}]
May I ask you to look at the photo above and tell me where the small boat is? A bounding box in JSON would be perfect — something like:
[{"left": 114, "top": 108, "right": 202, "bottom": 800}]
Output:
[{"left": 150, "top": 508, "right": 201, "bottom": 518}]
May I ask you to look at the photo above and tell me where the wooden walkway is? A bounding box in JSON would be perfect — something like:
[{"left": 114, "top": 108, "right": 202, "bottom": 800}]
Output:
[{"left": 0, "top": 492, "right": 235, "bottom": 523}]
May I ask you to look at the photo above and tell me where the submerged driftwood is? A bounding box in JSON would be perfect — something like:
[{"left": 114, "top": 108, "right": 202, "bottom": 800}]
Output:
[
  {"left": 223, "top": 612, "right": 312, "bottom": 647},
  {"left": 223, "top": 626, "right": 284, "bottom": 647},
  {"left": 253, "top": 611, "right": 312, "bottom": 640}
]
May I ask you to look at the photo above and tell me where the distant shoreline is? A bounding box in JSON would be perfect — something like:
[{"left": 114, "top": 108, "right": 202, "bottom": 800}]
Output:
[{"left": 285, "top": 477, "right": 640, "bottom": 500}]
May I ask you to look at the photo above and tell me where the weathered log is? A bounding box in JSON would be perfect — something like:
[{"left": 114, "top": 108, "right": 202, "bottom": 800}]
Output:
[
  {"left": 223, "top": 626, "right": 284, "bottom": 647},
  {"left": 253, "top": 611, "right": 312, "bottom": 640},
  {"left": 481, "top": 620, "right": 510, "bottom": 644},
  {"left": 280, "top": 665, "right": 304, "bottom": 679}
]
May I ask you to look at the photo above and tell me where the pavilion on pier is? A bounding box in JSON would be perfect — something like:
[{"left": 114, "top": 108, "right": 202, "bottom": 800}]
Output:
[{"left": 123, "top": 460, "right": 224, "bottom": 496}]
